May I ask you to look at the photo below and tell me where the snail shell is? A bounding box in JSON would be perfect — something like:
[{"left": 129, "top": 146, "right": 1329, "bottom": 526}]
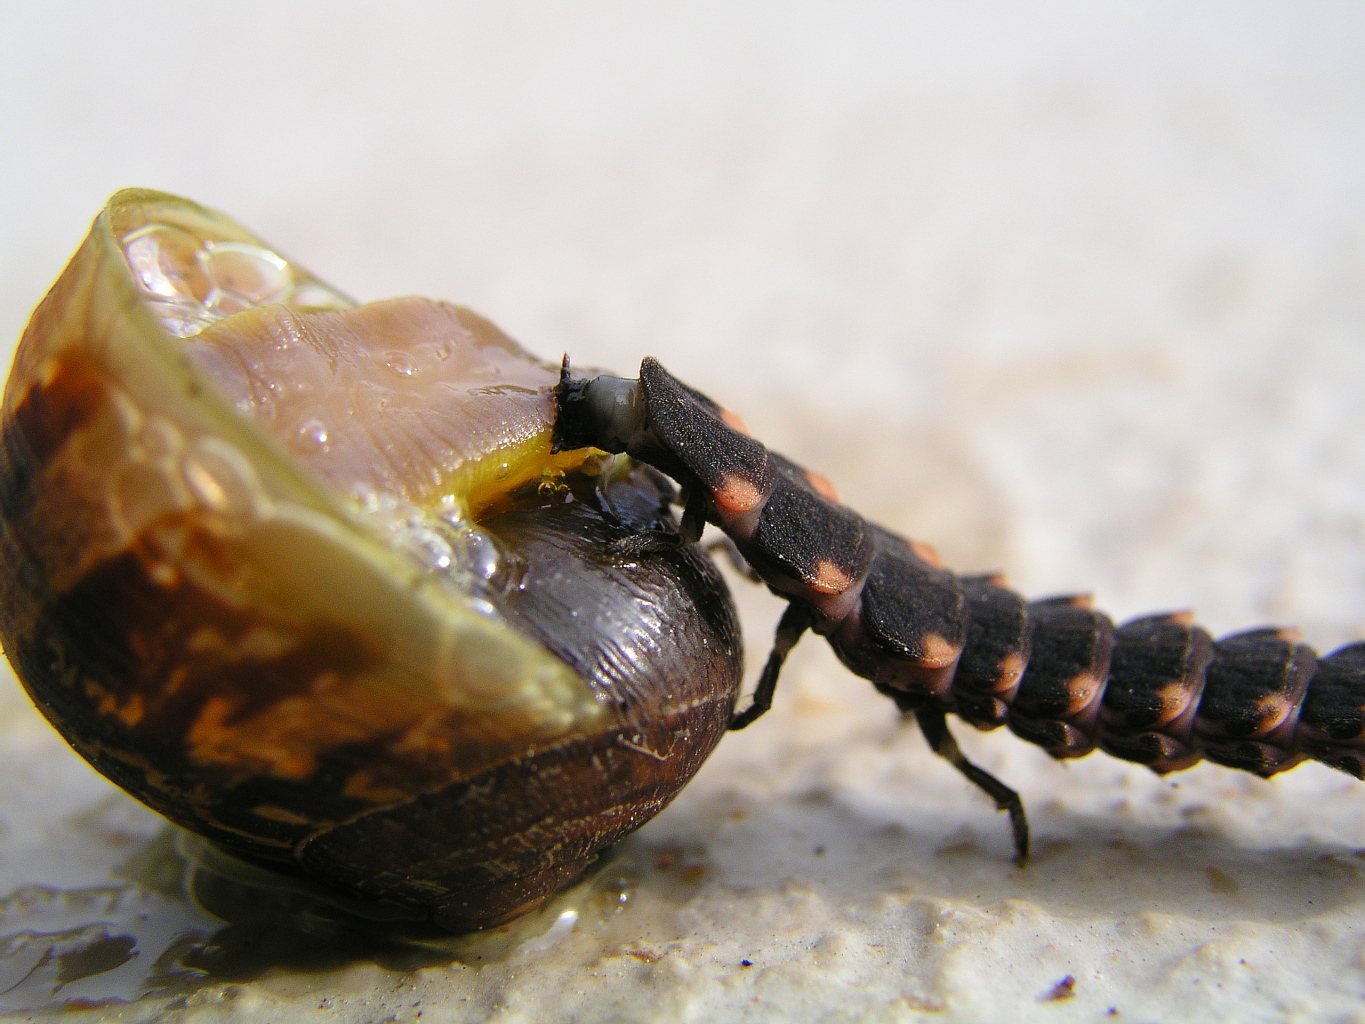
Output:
[{"left": 0, "top": 189, "right": 742, "bottom": 931}]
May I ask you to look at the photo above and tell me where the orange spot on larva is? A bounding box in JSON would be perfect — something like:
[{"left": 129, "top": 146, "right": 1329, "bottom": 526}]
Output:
[
  {"left": 804, "top": 469, "right": 840, "bottom": 503},
  {"left": 1257, "top": 693, "right": 1293, "bottom": 732},
  {"left": 1165, "top": 610, "right": 1196, "bottom": 627},
  {"left": 1155, "top": 681, "right": 1190, "bottom": 721},
  {"left": 1065, "top": 673, "right": 1101, "bottom": 714},
  {"left": 996, "top": 651, "right": 1026, "bottom": 689},
  {"left": 918, "top": 633, "right": 961, "bottom": 668},
  {"left": 810, "top": 559, "right": 854, "bottom": 594},
  {"left": 910, "top": 540, "right": 942, "bottom": 567},
  {"left": 720, "top": 407, "right": 750, "bottom": 435},
  {"left": 715, "top": 473, "right": 763, "bottom": 513}
]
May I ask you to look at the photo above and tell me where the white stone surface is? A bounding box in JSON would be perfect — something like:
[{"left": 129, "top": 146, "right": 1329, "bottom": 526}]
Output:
[{"left": 3, "top": 2, "right": 1365, "bottom": 1021}]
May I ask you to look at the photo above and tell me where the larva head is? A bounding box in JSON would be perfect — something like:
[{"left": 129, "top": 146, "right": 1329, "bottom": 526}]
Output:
[{"left": 0, "top": 189, "right": 741, "bottom": 930}]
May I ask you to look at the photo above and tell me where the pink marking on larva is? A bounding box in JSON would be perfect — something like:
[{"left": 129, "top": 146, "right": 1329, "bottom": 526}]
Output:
[
  {"left": 719, "top": 407, "right": 750, "bottom": 435},
  {"left": 1063, "top": 672, "right": 1102, "bottom": 717},
  {"left": 810, "top": 559, "right": 854, "bottom": 595},
  {"left": 1162, "top": 686, "right": 1206, "bottom": 744},
  {"left": 1153, "top": 680, "right": 1194, "bottom": 727},
  {"left": 910, "top": 540, "right": 942, "bottom": 568},
  {"left": 714, "top": 473, "right": 763, "bottom": 513},
  {"left": 804, "top": 469, "right": 840, "bottom": 503},
  {"left": 917, "top": 632, "right": 962, "bottom": 669},
  {"left": 809, "top": 576, "right": 867, "bottom": 630},
  {"left": 1256, "top": 692, "right": 1298, "bottom": 737},
  {"left": 996, "top": 651, "right": 1027, "bottom": 691}
]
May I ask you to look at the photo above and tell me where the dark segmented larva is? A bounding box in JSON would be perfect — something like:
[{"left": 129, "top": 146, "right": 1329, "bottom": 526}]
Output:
[{"left": 554, "top": 356, "right": 1365, "bottom": 862}]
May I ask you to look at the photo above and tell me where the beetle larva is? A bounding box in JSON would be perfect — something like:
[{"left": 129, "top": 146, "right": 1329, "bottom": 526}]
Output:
[
  {"left": 0, "top": 190, "right": 741, "bottom": 931},
  {"left": 554, "top": 357, "right": 1365, "bottom": 861}
]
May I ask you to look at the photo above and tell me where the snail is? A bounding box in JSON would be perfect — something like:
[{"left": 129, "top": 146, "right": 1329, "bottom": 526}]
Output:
[{"left": 0, "top": 189, "right": 742, "bottom": 932}]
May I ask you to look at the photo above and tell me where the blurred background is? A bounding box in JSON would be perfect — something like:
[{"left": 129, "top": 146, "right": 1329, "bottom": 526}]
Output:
[
  {"left": 3, "top": 3, "right": 1365, "bottom": 1021},
  {"left": 5, "top": 2, "right": 1364, "bottom": 630}
]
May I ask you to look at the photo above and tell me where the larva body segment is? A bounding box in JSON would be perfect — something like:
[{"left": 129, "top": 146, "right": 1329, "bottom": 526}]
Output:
[{"left": 555, "top": 357, "right": 1365, "bottom": 859}]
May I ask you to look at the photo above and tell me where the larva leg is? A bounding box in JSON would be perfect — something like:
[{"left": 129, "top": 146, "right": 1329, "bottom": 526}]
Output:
[
  {"left": 678, "top": 486, "right": 709, "bottom": 545},
  {"left": 607, "top": 528, "right": 682, "bottom": 558},
  {"left": 917, "top": 707, "right": 1030, "bottom": 864},
  {"left": 706, "top": 535, "right": 762, "bottom": 583},
  {"left": 730, "top": 603, "right": 814, "bottom": 730}
]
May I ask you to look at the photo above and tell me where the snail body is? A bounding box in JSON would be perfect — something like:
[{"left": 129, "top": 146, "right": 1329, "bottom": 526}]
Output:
[{"left": 0, "top": 190, "right": 741, "bottom": 931}]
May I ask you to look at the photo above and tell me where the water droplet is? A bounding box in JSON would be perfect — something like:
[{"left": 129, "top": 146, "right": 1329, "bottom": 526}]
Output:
[
  {"left": 121, "top": 224, "right": 211, "bottom": 303},
  {"left": 468, "top": 597, "right": 499, "bottom": 619},
  {"left": 201, "top": 242, "right": 290, "bottom": 303},
  {"left": 112, "top": 464, "right": 186, "bottom": 538},
  {"left": 295, "top": 418, "right": 330, "bottom": 452},
  {"left": 436, "top": 494, "right": 467, "bottom": 527},
  {"left": 203, "top": 289, "right": 251, "bottom": 318},
  {"left": 399, "top": 526, "right": 454, "bottom": 573},
  {"left": 290, "top": 282, "right": 354, "bottom": 311},
  {"left": 383, "top": 351, "right": 417, "bottom": 377},
  {"left": 518, "top": 909, "right": 578, "bottom": 956},
  {"left": 144, "top": 299, "right": 213, "bottom": 338},
  {"left": 138, "top": 417, "right": 182, "bottom": 460},
  {"left": 537, "top": 475, "right": 566, "bottom": 498},
  {"left": 453, "top": 528, "right": 501, "bottom": 581},
  {"left": 182, "top": 438, "right": 261, "bottom": 518}
]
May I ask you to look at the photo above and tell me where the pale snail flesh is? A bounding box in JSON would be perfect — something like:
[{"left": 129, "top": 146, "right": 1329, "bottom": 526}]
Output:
[{"left": 0, "top": 189, "right": 742, "bottom": 932}]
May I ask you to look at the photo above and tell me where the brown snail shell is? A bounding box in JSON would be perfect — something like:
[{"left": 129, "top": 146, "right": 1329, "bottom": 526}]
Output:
[{"left": 0, "top": 189, "right": 742, "bottom": 931}]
